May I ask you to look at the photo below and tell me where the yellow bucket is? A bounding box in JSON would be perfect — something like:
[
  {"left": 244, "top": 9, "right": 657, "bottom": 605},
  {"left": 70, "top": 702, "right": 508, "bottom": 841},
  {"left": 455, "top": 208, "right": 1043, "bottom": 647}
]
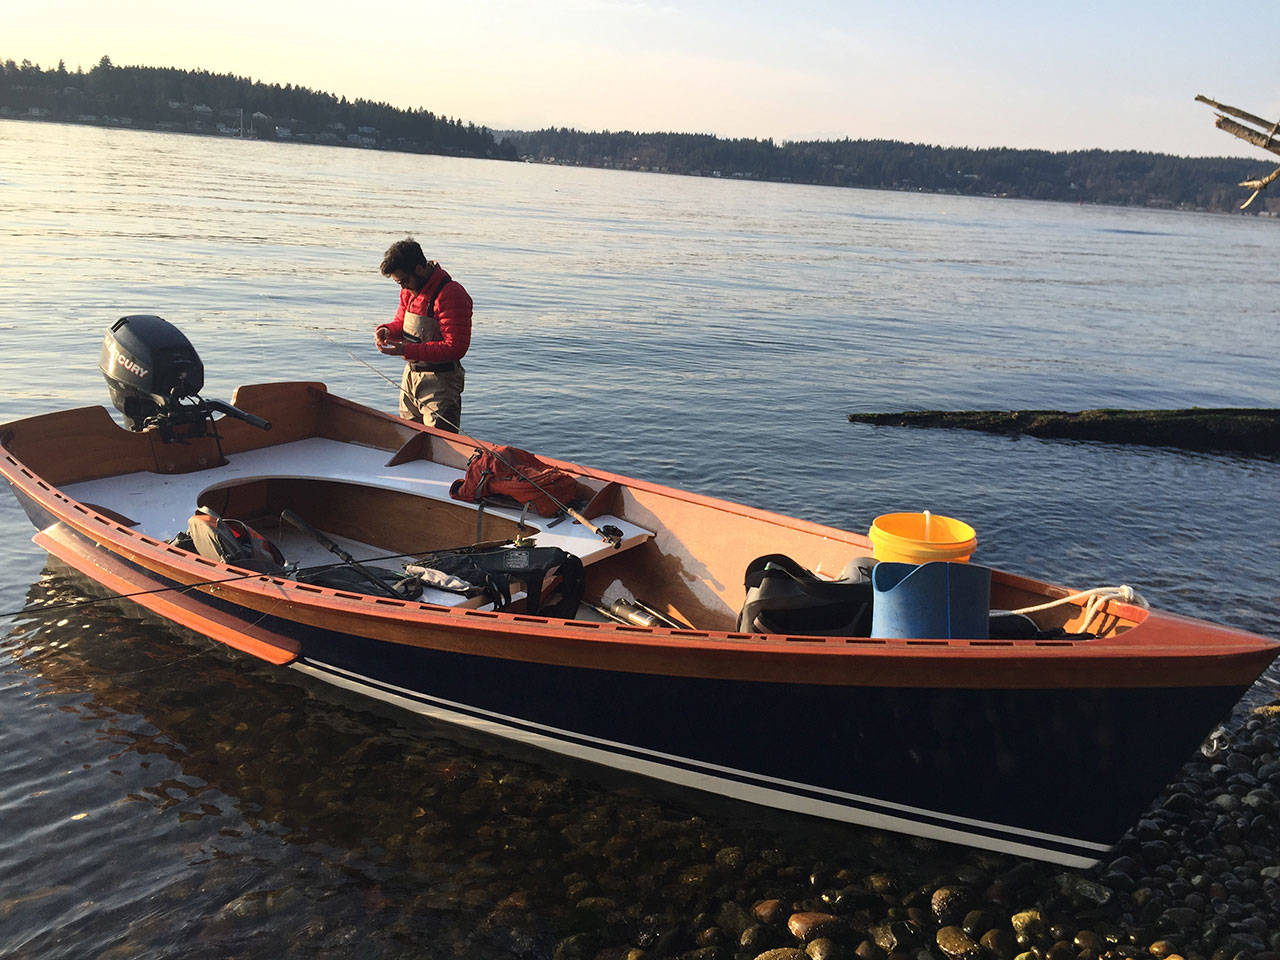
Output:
[{"left": 868, "top": 512, "right": 977, "bottom": 564}]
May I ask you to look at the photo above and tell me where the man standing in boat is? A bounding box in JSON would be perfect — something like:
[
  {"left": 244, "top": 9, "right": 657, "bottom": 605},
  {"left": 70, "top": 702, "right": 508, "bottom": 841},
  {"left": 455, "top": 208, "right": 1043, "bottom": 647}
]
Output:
[{"left": 375, "top": 237, "right": 472, "bottom": 432}]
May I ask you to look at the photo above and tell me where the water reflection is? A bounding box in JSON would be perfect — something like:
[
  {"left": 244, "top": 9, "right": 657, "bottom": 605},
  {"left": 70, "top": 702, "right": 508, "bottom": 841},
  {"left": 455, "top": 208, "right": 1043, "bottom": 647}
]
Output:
[{"left": 6, "top": 563, "right": 1034, "bottom": 959}]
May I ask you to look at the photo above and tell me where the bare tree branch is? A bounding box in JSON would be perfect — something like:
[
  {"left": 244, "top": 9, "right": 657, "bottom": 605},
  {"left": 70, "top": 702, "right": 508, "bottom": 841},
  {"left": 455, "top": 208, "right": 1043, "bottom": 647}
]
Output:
[
  {"left": 1238, "top": 164, "right": 1280, "bottom": 209},
  {"left": 1212, "top": 117, "right": 1280, "bottom": 158},
  {"left": 1196, "top": 94, "right": 1280, "bottom": 208},
  {"left": 1195, "top": 94, "right": 1278, "bottom": 132}
]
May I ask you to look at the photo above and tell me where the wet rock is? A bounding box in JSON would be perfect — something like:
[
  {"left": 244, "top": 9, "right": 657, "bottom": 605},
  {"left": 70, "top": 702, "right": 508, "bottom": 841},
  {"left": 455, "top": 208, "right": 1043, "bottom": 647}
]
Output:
[
  {"left": 981, "top": 928, "right": 1016, "bottom": 960},
  {"left": 741, "top": 925, "right": 787, "bottom": 953},
  {"left": 680, "top": 864, "right": 717, "bottom": 885},
  {"left": 695, "top": 926, "right": 726, "bottom": 948},
  {"left": 1148, "top": 941, "right": 1178, "bottom": 958},
  {"left": 1044, "top": 941, "right": 1074, "bottom": 960},
  {"left": 576, "top": 896, "right": 619, "bottom": 915},
  {"left": 823, "top": 885, "right": 881, "bottom": 913},
  {"left": 788, "top": 912, "right": 842, "bottom": 943},
  {"left": 717, "top": 902, "right": 753, "bottom": 940},
  {"left": 1141, "top": 840, "right": 1175, "bottom": 865},
  {"left": 1108, "top": 855, "right": 1142, "bottom": 877},
  {"left": 751, "top": 950, "right": 809, "bottom": 960},
  {"left": 1009, "top": 910, "right": 1045, "bottom": 942},
  {"left": 715, "top": 846, "right": 747, "bottom": 870},
  {"left": 1243, "top": 788, "right": 1275, "bottom": 810},
  {"left": 905, "top": 907, "right": 930, "bottom": 929},
  {"left": 805, "top": 937, "right": 842, "bottom": 960},
  {"left": 1158, "top": 906, "right": 1199, "bottom": 927},
  {"left": 553, "top": 932, "right": 596, "bottom": 960},
  {"left": 866, "top": 874, "right": 898, "bottom": 897},
  {"left": 755, "top": 899, "right": 787, "bottom": 925},
  {"left": 960, "top": 910, "right": 995, "bottom": 938},
  {"left": 869, "top": 921, "right": 922, "bottom": 953},
  {"left": 932, "top": 887, "right": 970, "bottom": 926},
  {"left": 1056, "top": 873, "right": 1112, "bottom": 906},
  {"left": 1163, "top": 793, "right": 1198, "bottom": 813},
  {"left": 936, "top": 926, "right": 983, "bottom": 960},
  {"left": 1073, "top": 931, "right": 1104, "bottom": 952},
  {"left": 219, "top": 891, "right": 272, "bottom": 920},
  {"left": 1099, "top": 870, "right": 1137, "bottom": 893},
  {"left": 853, "top": 941, "right": 886, "bottom": 960}
]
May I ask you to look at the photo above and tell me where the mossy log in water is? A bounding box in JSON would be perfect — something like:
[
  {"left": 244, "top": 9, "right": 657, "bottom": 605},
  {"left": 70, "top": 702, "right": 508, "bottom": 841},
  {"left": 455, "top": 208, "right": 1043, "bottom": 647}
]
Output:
[{"left": 846, "top": 408, "right": 1280, "bottom": 456}]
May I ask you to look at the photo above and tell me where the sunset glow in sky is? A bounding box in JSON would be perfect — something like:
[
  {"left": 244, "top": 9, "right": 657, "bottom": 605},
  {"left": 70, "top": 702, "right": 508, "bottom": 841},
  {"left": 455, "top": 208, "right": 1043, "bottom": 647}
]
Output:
[{"left": 6, "top": 0, "right": 1278, "bottom": 157}]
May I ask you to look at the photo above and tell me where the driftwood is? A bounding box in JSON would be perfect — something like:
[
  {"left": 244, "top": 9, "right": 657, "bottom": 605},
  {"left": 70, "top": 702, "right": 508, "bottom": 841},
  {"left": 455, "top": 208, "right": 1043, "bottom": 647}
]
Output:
[
  {"left": 846, "top": 408, "right": 1280, "bottom": 456},
  {"left": 1196, "top": 94, "right": 1280, "bottom": 208}
]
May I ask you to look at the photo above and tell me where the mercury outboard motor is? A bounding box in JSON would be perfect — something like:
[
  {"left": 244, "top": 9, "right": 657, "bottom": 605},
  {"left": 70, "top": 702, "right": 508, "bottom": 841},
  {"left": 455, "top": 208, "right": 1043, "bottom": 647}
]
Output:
[{"left": 100, "top": 315, "right": 270, "bottom": 439}]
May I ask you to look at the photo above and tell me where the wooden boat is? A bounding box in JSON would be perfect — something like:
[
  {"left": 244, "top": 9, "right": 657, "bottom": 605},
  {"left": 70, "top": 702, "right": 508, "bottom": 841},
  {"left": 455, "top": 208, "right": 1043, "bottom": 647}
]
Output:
[{"left": 2, "top": 317, "right": 1276, "bottom": 868}]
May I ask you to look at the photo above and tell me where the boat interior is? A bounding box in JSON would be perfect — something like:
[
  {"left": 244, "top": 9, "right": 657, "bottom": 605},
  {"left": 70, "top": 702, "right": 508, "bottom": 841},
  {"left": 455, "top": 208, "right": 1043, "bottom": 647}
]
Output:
[{"left": 2, "top": 382, "right": 1144, "bottom": 642}]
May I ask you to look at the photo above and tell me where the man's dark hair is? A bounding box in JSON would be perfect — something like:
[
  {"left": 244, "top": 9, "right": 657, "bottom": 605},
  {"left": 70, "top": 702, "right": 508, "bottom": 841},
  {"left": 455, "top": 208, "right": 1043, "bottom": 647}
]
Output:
[{"left": 380, "top": 237, "right": 428, "bottom": 276}]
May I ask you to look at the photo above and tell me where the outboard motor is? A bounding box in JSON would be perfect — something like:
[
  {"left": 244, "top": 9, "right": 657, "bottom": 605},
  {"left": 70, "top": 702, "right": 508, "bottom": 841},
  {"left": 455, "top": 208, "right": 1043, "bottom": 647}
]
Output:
[
  {"left": 99, "top": 315, "right": 270, "bottom": 439},
  {"left": 101, "top": 315, "right": 205, "bottom": 430}
]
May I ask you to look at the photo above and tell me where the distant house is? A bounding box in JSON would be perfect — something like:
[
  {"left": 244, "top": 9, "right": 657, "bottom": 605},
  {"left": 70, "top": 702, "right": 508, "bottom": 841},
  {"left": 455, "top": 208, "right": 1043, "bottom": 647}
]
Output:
[{"left": 193, "top": 104, "right": 213, "bottom": 116}]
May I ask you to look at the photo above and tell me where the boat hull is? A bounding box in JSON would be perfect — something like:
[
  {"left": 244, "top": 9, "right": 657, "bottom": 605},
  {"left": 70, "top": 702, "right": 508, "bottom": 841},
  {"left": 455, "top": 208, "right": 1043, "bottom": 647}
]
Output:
[{"left": 24, "top": 508, "right": 1247, "bottom": 868}]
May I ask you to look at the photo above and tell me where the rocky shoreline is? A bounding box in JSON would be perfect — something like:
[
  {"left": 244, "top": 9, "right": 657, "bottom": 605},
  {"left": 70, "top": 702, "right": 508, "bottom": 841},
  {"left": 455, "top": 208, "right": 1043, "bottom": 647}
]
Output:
[
  {"left": 845, "top": 410, "right": 1280, "bottom": 457},
  {"left": 537, "top": 699, "right": 1280, "bottom": 960}
]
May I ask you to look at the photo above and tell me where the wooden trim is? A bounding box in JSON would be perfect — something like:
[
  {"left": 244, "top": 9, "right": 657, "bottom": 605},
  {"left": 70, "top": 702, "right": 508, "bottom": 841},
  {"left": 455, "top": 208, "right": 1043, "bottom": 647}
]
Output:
[{"left": 34, "top": 528, "right": 299, "bottom": 665}]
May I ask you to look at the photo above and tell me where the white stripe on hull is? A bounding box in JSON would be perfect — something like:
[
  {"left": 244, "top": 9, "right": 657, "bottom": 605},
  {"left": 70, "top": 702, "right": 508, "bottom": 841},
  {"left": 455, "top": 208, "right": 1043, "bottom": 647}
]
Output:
[{"left": 293, "top": 659, "right": 1108, "bottom": 868}]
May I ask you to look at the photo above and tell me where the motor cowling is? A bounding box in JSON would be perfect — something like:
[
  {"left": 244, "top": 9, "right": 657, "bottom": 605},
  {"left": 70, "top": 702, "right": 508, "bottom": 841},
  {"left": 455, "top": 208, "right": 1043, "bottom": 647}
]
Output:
[{"left": 100, "top": 315, "right": 204, "bottom": 430}]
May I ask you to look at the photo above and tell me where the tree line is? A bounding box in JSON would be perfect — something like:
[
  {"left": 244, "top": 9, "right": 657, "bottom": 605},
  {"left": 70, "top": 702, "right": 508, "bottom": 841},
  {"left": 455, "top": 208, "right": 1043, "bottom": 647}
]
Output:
[
  {"left": 1, "top": 57, "right": 1270, "bottom": 213},
  {"left": 500, "top": 129, "right": 1272, "bottom": 213},
  {"left": 0, "top": 56, "right": 516, "bottom": 160}
]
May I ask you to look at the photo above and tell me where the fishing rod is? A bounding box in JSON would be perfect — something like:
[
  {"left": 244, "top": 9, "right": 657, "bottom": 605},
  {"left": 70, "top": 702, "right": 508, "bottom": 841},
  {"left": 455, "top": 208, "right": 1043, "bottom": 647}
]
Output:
[{"left": 339, "top": 343, "right": 624, "bottom": 548}]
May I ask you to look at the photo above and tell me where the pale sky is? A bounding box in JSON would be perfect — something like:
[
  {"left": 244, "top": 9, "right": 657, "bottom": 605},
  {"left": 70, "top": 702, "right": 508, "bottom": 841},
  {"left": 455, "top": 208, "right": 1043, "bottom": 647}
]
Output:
[{"left": 6, "top": 0, "right": 1278, "bottom": 157}]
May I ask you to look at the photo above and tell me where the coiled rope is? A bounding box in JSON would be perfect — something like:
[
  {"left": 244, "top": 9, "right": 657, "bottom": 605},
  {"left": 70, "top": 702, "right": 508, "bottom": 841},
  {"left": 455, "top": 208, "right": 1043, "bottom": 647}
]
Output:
[{"left": 1010, "top": 584, "right": 1149, "bottom": 633}]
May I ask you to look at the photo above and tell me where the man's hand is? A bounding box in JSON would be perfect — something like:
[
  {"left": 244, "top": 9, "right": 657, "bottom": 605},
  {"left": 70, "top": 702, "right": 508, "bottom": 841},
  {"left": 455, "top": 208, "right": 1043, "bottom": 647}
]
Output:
[
  {"left": 375, "top": 325, "right": 404, "bottom": 355},
  {"left": 377, "top": 339, "right": 405, "bottom": 356}
]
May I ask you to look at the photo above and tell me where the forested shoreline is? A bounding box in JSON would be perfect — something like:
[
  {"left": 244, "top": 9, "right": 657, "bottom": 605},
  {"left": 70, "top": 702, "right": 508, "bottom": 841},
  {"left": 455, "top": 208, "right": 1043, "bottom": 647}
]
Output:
[{"left": 2, "top": 56, "right": 1271, "bottom": 214}]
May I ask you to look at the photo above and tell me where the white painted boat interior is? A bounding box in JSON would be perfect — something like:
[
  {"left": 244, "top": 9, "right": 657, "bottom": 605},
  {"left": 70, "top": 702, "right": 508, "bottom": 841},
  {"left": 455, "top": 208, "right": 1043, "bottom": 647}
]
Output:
[{"left": 62, "top": 437, "right": 653, "bottom": 609}]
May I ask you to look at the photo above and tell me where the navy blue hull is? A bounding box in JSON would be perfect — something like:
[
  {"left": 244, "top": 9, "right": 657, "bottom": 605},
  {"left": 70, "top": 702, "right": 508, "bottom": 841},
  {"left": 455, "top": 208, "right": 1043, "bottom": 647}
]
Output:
[{"left": 296, "top": 623, "right": 1236, "bottom": 862}]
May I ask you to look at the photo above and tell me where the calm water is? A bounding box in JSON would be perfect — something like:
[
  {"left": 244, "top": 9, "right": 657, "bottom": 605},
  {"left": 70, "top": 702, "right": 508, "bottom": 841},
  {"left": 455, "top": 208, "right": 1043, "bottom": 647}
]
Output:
[{"left": 1, "top": 120, "right": 1278, "bottom": 957}]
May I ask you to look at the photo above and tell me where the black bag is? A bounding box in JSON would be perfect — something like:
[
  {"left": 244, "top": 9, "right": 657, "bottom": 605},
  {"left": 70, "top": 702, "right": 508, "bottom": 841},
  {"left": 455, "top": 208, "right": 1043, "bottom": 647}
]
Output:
[
  {"left": 737, "top": 553, "right": 874, "bottom": 637},
  {"left": 417, "top": 545, "right": 584, "bottom": 617},
  {"left": 180, "top": 508, "right": 286, "bottom": 574},
  {"left": 297, "top": 564, "right": 424, "bottom": 600}
]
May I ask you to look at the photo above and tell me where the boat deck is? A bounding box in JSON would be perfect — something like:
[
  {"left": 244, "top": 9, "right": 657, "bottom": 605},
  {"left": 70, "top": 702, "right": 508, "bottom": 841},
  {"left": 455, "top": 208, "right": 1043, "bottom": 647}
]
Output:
[{"left": 61, "top": 437, "right": 653, "bottom": 608}]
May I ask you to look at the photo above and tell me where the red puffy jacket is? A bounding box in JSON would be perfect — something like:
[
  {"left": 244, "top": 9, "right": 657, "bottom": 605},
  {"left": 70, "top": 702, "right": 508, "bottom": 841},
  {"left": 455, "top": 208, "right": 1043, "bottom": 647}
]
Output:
[{"left": 381, "top": 265, "right": 472, "bottom": 364}]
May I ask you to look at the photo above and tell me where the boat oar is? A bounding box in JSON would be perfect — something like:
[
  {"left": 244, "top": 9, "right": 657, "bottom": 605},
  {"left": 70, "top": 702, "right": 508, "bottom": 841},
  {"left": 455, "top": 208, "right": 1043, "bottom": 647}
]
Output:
[{"left": 279, "top": 509, "right": 404, "bottom": 599}]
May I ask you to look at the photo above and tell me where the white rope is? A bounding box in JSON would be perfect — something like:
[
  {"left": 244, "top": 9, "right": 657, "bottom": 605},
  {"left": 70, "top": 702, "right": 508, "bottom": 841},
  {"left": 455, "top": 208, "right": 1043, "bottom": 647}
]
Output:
[{"left": 1009, "top": 585, "right": 1149, "bottom": 633}]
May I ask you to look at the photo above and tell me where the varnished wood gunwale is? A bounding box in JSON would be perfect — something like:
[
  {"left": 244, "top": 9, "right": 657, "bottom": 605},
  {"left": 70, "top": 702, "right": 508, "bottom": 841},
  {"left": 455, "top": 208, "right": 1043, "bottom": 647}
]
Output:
[{"left": 3, "top": 382, "right": 1276, "bottom": 691}]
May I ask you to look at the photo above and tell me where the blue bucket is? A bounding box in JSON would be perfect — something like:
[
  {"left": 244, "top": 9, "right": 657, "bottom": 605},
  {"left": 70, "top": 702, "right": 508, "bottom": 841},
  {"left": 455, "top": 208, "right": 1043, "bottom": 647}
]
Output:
[{"left": 870, "top": 561, "right": 991, "bottom": 639}]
